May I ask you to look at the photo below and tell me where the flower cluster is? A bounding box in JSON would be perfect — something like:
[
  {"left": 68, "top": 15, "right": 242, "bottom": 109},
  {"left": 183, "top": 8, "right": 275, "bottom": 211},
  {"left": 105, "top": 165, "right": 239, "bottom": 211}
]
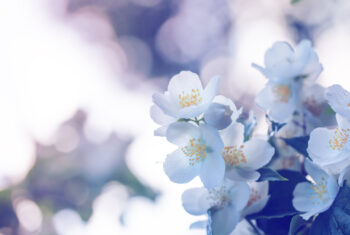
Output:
[{"left": 151, "top": 40, "right": 350, "bottom": 235}]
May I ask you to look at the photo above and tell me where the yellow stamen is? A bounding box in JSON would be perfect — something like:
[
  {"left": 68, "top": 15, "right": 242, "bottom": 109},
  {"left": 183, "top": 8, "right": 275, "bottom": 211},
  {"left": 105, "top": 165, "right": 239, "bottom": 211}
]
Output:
[
  {"left": 273, "top": 84, "right": 291, "bottom": 103},
  {"left": 178, "top": 89, "right": 203, "bottom": 108},
  {"left": 182, "top": 138, "right": 207, "bottom": 166},
  {"left": 222, "top": 145, "right": 246, "bottom": 166},
  {"left": 329, "top": 128, "right": 349, "bottom": 151}
]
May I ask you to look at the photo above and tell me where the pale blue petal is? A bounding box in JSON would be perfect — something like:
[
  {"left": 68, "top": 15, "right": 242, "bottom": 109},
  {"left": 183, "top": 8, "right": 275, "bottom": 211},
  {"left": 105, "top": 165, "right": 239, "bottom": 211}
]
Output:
[
  {"left": 220, "top": 122, "right": 245, "bottom": 147},
  {"left": 163, "top": 149, "right": 200, "bottom": 184},
  {"left": 213, "top": 95, "right": 239, "bottom": 121},
  {"left": 168, "top": 71, "right": 203, "bottom": 103},
  {"left": 338, "top": 165, "right": 350, "bottom": 186},
  {"left": 182, "top": 188, "right": 211, "bottom": 216},
  {"left": 189, "top": 220, "right": 207, "bottom": 230},
  {"left": 200, "top": 124, "right": 224, "bottom": 153},
  {"left": 152, "top": 92, "right": 179, "bottom": 118},
  {"left": 304, "top": 159, "right": 329, "bottom": 183},
  {"left": 154, "top": 126, "right": 168, "bottom": 136},
  {"left": 292, "top": 182, "right": 317, "bottom": 212},
  {"left": 242, "top": 195, "right": 270, "bottom": 217},
  {"left": 307, "top": 127, "right": 342, "bottom": 165},
  {"left": 242, "top": 138, "right": 274, "bottom": 169},
  {"left": 150, "top": 105, "right": 175, "bottom": 125},
  {"left": 264, "top": 41, "right": 293, "bottom": 69},
  {"left": 204, "top": 103, "right": 233, "bottom": 130},
  {"left": 226, "top": 168, "right": 260, "bottom": 182},
  {"left": 200, "top": 153, "right": 225, "bottom": 188},
  {"left": 326, "top": 84, "right": 350, "bottom": 118},
  {"left": 166, "top": 122, "right": 200, "bottom": 146},
  {"left": 211, "top": 205, "right": 240, "bottom": 235},
  {"left": 203, "top": 76, "right": 220, "bottom": 104},
  {"left": 228, "top": 181, "right": 250, "bottom": 211}
]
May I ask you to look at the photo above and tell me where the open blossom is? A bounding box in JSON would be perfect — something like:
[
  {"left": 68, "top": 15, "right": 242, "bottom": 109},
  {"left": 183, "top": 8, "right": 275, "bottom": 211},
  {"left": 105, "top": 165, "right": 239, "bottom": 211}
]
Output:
[
  {"left": 293, "top": 160, "right": 338, "bottom": 220},
  {"left": 204, "top": 95, "right": 240, "bottom": 130},
  {"left": 307, "top": 114, "right": 350, "bottom": 174},
  {"left": 253, "top": 40, "right": 322, "bottom": 123},
  {"left": 164, "top": 122, "right": 225, "bottom": 188},
  {"left": 182, "top": 180, "right": 250, "bottom": 235},
  {"left": 326, "top": 84, "right": 350, "bottom": 119},
  {"left": 220, "top": 122, "right": 275, "bottom": 181},
  {"left": 152, "top": 71, "right": 219, "bottom": 119}
]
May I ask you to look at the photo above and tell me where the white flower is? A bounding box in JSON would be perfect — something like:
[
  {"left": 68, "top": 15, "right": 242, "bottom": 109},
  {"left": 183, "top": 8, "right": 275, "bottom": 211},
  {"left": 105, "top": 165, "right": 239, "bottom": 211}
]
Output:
[
  {"left": 150, "top": 105, "right": 176, "bottom": 136},
  {"left": 182, "top": 180, "right": 250, "bottom": 235},
  {"left": 307, "top": 114, "right": 350, "bottom": 174},
  {"left": 152, "top": 71, "right": 219, "bottom": 119},
  {"left": 204, "top": 95, "right": 240, "bottom": 130},
  {"left": 326, "top": 84, "right": 350, "bottom": 119},
  {"left": 164, "top": 122, "right": 225, "bottom": 188},
  {"left": 241, "top": 181, "right": 270, "bottom": 217},
  {"left": 220, "top": 122, "right": 275, "bottom": 181},
  {"left": 292, "top": 160, "right": 338, "bottom": 220},
  {"left": 254, "top": 40, "right": 322, "bottom": 123}
]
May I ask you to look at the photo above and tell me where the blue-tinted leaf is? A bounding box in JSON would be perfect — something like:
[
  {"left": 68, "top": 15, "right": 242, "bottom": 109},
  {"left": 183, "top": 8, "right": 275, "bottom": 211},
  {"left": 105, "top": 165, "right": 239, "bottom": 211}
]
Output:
[
  {"left": 247, "top": 170, "right": 307, "bottom": 219},
  {"left": 257, "top": 167, "right": 288, "bottom": 182},
  {"left": 282, "top": 136, "right": 310, "bottom": 158},
  {"left": 289, "top": 215, "right": 309, "bottom": 235},
  {"left": 309, "top": 185, "right": 350, "bottom": 235}
]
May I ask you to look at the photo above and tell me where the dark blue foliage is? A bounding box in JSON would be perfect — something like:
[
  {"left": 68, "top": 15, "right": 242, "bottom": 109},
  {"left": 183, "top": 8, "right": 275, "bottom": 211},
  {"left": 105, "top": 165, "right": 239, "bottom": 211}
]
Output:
[{"left": 282, "top": 136, "right": 310, "bottom": 158}]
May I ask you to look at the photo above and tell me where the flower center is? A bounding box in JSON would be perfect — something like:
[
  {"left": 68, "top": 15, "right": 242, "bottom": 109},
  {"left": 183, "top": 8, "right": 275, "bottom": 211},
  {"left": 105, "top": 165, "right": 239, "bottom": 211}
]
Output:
[
  {"left": 329, "top": 128, "right": 350, "bottom": 151},
  {"left": 246, "top": 188, "right": 262, "bottom": 207},
  {"left": 182, "top": 138, "right": 207, "bottom": 166},
  {"left": 273, "top": 84, "right": 291, "bottom": 103},
  {"left": 222, "top": 145, "right": 246, "bottom": 166},
  {"left": 178, "top": 89, "right": 203, "bottom": 108},
  {"left": 311, "top": 177, "right": 329, "bottom": 204},
  {"left": 208, "top": 186, "right": 229, "bottom": 207}
]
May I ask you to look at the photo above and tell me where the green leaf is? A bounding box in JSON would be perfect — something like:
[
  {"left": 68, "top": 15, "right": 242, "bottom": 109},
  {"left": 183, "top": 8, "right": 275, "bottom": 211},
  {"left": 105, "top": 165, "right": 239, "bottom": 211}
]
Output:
[
  {"left": 309, "top": 185, "right": 350, "bottom": 235},
  {"left": 257, "top": 167, "right": 288, "bottom": 182},
  {"left": 247, "top": 170, "right": 307, "bottom": 220},
  {"left": 282, "top": 136, "right": 310, "bottom": 158},
  {"left": 291, "top": 0, "right": 302, "bottom": 4},
  {"left": 289, "top": 215, "right": 309, "bottom": 235}
]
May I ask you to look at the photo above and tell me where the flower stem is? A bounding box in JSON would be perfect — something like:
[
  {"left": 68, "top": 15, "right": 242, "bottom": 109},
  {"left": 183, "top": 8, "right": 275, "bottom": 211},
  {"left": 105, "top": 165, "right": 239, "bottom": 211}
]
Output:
[{"left": 246, "top": 219, "right": 262, "bottom": 235}]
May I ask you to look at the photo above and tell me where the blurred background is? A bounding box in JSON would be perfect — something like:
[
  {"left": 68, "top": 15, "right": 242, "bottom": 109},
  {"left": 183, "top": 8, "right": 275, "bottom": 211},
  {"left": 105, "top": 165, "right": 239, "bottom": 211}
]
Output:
[{"left": 1, "top": 0, "right": 350, "bottom": 234}]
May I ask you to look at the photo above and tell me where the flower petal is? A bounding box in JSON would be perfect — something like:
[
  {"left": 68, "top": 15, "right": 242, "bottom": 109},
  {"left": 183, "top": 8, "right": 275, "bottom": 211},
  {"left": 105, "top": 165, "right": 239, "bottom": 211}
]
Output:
[
  {"left": 150, "top": 105, "right": 175, "bottom": 125},
  {"left": 228, "top": 181, "right": 250, "bottom": 211},
  {"left": 226, "top": 168, "right": 260, "bottom": 182},
  {"left": 213, "top": 95, "right": 239, "bottom": 121},
  {"left": 200, "top": 124, "right": 224, "bottom": 154},
  {"left": 204, "top": 103, "right": 233, "bottom": 130},
  {"left": 200, "top": 153, "right": 225, "bottom": 188},
  {"left": 210, "top": 205, "right": 240, "bottom": 235},
  {"left": 203, "top": 76, "right": 220, "bottom": 104},
  {"left": 292, "top": 182, "right": 317, "bottom": 213},
  {"left": 189, "top": 220, "right": 207, "bottom": 230},
  {"left": 152, "top": 92, "right": 179, "bottom": 118},
  {"left": 163, "top": 149, "right": 200, "bottom": 184},
  {"left": 242, "top": 138, "right": 274, "bottom": 169},
  {"left": 168, "top": 71, "right": 203, "bottom": 103},
  {"left": 326, "top": 84, "right": 350, "bottom": 118},
  {"left": 166, "top": 122, "right": 201, "bottom": 146},
  {"left": 307, "top": 127, "right": 348, "bottom": 167},
  {"left": 220, "top": 122, "right": 245, "bottom": 147},
  {"left": 182, "top": 188, "right": 211, "bottom": 216}
]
